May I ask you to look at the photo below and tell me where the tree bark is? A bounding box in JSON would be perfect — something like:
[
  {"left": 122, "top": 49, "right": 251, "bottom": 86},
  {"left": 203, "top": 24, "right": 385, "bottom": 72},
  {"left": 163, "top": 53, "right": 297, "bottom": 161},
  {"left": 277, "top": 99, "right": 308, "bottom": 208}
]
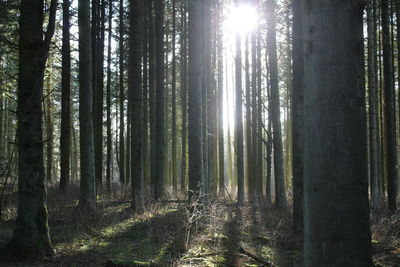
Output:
[
  {"left": 266, "top": 0, "right": 286, "bottom": 208},
  {"left": 302, "top": 1, "right": 372, "bottom": 265},
  {"left": 6, "top": 0, "right": 57, "bottom": 258},
  {"left": 235, "top": 0, "right": 244, "bottom": 204},
  {"left": 106, "top": 0, "right": 113, "bottom": 194},
  {"left": 291, "top": 0, "right": 304, "bottom": 234},
  {"left": 118, "top": 0, "right": 125, "bottom": 186},
  {"left": 188, "top": 0, "right": 204, "bottom": 200},
  {"left": 78, "top": 0, "right": 96, "bottom": 211},
  {"left": 154, "top": 0, "right": 165, "bottom": 201},
  {"left": 382, "top": 0, "right": 397, "bottom": 212},
  {"left": 60, "top": 0, "right": 71, "bottom": 192},
  {"left": 129, "top": 0, "right": 144, "bottom": 212}
]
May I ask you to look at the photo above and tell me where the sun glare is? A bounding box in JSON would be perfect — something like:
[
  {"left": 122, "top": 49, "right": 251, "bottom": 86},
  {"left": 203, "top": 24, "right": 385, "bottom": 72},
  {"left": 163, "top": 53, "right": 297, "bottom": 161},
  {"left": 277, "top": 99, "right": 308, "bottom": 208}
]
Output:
[{"left": 225, "top": 4, "right": 258, "bottom": 35}]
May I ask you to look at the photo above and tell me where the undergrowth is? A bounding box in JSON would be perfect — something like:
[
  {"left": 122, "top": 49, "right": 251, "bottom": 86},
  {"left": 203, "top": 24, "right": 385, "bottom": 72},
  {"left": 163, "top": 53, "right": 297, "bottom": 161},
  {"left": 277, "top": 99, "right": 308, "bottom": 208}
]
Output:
[{"left": 0, "top": 184, "right": 398, "bottom": 266}]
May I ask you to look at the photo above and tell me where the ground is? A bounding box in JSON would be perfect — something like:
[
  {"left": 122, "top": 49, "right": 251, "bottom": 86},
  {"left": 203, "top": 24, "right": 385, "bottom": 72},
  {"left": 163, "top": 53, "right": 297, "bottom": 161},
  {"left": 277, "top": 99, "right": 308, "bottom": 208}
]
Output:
[{"left": 0, "top": 184, "right": 399, "bottom": 266}]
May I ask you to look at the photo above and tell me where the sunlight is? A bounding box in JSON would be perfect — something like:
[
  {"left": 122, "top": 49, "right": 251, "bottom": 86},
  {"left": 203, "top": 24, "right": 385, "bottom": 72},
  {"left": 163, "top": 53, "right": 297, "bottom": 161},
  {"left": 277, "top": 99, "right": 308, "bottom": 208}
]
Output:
[{"left": 224, "top": 4, "right": 258, "bottom": 35}]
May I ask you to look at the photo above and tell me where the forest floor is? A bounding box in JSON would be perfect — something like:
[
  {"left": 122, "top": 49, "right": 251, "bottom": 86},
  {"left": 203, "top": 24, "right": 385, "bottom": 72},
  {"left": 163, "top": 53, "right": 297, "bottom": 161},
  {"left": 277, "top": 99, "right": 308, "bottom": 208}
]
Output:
[{"left": 0, "top": 184, "right": 399, "bottom": 266}]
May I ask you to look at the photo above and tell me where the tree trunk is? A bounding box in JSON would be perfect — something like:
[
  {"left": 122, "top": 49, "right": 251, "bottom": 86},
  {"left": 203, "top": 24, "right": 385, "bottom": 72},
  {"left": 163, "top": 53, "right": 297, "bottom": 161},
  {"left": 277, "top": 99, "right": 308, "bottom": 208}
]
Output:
[
  {"left": 45, "top": 63, "right": 53, "bottom": 184},
  {"left": 180, "top": 0, "right": 188, "bottom": 190},
  {"left": 78, "top": 0, "right": 96, "bottom": 211},
  {"left": 171, "top": 0, "right": 177, "bottom": 192},
  {"left": 266, "top": 0, "right": 286, "bottom": 208},
  {"left": 188, "top": 0, "right": 204, "bottom": 200},
  {"left": 119, "top": 0, "right": 125, "bottom": 186},
  {"left": 129, "top": 0, "right": 144, "bottom": 212},
  {"left": 367, "top": 0, "right": 382, "bottom": 210},
  {"left": 154, "top": 0, "right": 165, "bottom": 201},
  {"left": 291, "top": 0, "right": 304, "bottom": 234},
  {"left": 60, "top": 0, "right": 71, "bottom": 192},
  {"left": 217, "top": 0, "right": 225, "bottom": 196},
  {"left": 106, "top": 0, "right": 113, "bottom": 194},
  {"left": 235, "top": 0, "right": 244, "bottom": 204},
  {"left": 302, "top": 1, "right": 372, "bottom": 265},
  {"left": 6, "top": 0, "right": 57, "bottom": 258},
  {"left": 382, "top": 0, "right": 397, "bottom": 212}
]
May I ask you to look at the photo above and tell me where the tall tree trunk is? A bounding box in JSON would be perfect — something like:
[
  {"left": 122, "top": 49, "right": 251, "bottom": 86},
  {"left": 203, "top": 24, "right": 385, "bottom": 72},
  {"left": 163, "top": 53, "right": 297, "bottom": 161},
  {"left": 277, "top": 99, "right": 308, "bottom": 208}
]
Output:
[
  {"left": 154, "top": 0, "right": 165, "bottom": 201},
  {"left": 180, "top": 0, "right": 188, "bottom": 190},
  {"left": 292, "top": 0, "right": 304, "bottom": 234},
  {"left": 149, "top": 0, "right": 157, "bottom": 197},
  {"left": 6, "top": 0, "right": 57, "bottom": 258},
  {"left": 245, "top": 35, "right": 252, "bottom": 197},
  {"left": 130, "top": 0, "right": 144, "bottom": 212},
  {"left": 217, "top": 0, "right": 225, "bottom": 196},
  {"left": 78, "top": 0, "right": 96, "bottom": 210},
  {"left": 382, "top": 0, "right": 397, "bottom": 212},
  {"left": 302, "top": 1, "right": 372, "bottom": 265},
  {"left": 60, "top": 0, "right": 71, "bottom": 192},
  {"left": 188, "top": 0, "right": 204, "bottom": 200},
  {"left": 368, "top": 0, "right": 382, "bottom": 210},
  {"left": 171, "top": 0, "right": 177, "bottom": 192},
  {"left": 266, "top": 0, "right": 286, "bottom": 208},
  {"left": 106, "top": 0, "right": 113, "bottom": 193},
  {"left": 93, "top": 0, "right": 105, "bottom": 188},
  {"left": 251, "top": 20, "right": 259, "bottom": 198},
  {"left": 119, "top": 0, "right": 125, "bottom": 186},
  {"left": 235, "top": 0, "right": 244, "bottom": 204},
  {"left": 142, "top": 0, "right": 150, "bottom": 187}
]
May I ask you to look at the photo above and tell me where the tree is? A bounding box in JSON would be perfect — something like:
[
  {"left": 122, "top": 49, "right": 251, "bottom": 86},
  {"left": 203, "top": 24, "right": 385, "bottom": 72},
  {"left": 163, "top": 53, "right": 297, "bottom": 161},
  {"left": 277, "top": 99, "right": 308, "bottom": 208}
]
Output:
[
  {"left": 235, "top": 0, "right": 244, "bottom": 204},
  {"left": 130, "top": 0, "right": 144, "bottom": 212},
  {"left": 154, "top": 0, "right": 165, "bottom": 201},
  {"left": 106, "top": 0, "right": 113, "bottom": 193},
  {"left": 180, "top": 0, "right": 188, "bottom": 190},
  {"left": 302, "top": 0, "right": 372, "bottom": 265},
  {"left": 266, "top": 0, "right": 286, "bottom": 208},
  {"left": 6, "top": 0, "right": 57, "bottom": 258},
  {"left": 291, "top": 0, "right": 304, "bottom": 234},
  {"left": 381, "top": 0, "right": 397, "bottom": 212},
  {"left": 188, "top": 0, "right": 204, "bottom": 200},
  {"left": 118, "top": 0, "right": 125, "bottom": 186},
  {"left": 367, "top": 0, "right": 381, "bottom": 210},
  {"left": 60, "top": 0, "right": 71, "bottom": 192},
  {"left": 171, "top": 0, "right": 177, "bottom": 192},
  {"left": 78, "top": 0, "right": 96, "bottom": 210}
]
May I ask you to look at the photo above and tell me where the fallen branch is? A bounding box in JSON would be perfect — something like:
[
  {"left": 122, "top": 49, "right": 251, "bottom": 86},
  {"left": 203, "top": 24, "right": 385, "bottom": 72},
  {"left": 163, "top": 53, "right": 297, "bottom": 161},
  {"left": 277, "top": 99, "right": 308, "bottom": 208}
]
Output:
[{"left": 239, "top": 246, "right": 276, "bottom": 267}]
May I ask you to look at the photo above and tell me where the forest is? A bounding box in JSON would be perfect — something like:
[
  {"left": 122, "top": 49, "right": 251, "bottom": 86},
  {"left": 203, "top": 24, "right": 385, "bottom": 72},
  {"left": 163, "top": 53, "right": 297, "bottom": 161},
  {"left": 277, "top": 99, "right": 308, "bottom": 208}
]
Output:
[{"left": 0, "top": 0, "right": 399, "bottom": 266}]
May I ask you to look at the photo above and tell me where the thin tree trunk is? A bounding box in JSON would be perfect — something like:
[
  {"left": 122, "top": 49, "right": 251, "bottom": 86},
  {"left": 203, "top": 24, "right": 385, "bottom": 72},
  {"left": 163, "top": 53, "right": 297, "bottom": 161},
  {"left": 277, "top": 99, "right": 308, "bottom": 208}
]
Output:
[
  {"left": 60, "top": 0, "right": 71, "bottom": 191},
  {"left": 382, "top": 0, "right": 397, "bottom": 212},
  {"left": 119, "top": 0, "right": 125, "bottom": 186},
  {"left": 154, "top": 0, "right": 165, "bottom": 201},
  {"left": 45, "top": 63, "right": 53, "bottom": 184},
  {"left": 368, "top": 0, "right": 382, "bottom": 210},
  {"left": 171, "top": 0, "right": 177, "bottom": 192},
  {"left": 266, "top": 0, "right": 286, "bottom": 208},
  {"left": 235, "top": 0, "right": 244, "bottom": 204},
  {"left": 106, "top": 0, "right": 113, "bottom": 193},
  {"left": 180, "top": 0, "right": 188, "bottom": 190}
]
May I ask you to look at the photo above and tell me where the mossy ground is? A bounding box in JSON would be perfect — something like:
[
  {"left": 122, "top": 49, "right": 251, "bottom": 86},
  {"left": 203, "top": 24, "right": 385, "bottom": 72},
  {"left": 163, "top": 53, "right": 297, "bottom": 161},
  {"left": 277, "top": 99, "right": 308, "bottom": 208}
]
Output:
[{"left": 0, "top": 184, "right": 399, "bottom": 266}]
